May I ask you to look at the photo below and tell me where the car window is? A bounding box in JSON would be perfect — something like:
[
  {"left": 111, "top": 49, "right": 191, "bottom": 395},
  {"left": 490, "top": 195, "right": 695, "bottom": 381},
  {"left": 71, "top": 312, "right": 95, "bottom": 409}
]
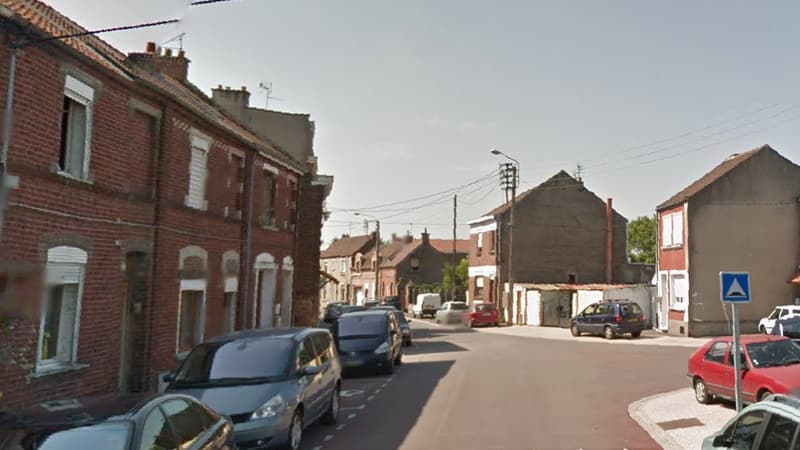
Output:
[
  {"left": 581, "top": 305, "right": 596, "bottom": 316},
  {"left": 759, "top": 413, "right": 798, "bottom": 450},
  {"left": 298, "top": 337, "right": 317, "bottom": 369},
  {"left": 727, "top": 346, "right": 747, "bottom": 367},
  {"left": 451, "top": 303, "right": 468, "bottom": 311},
  {"left": 595, "top": 304, "right": 610, "bottom": 315},
  {"left": 160, "top": 399, "right": 208, "bottom": 447},
  {"left": 727, "top": 410, "right": 766, "bottom": 450},
  {"left": 769, "top": 309, "right": 780, "bottom": 320},
  {"left": 174, "top": 338, "right": 295, "bottom": 384},
  {"left": 476, "top": 304, "right": 496, "bottom": 312},
  {"left": 311, "top": 332, "right": 332, "bottom": 364},
  {"left": 620, "top": 303, "right": 642, "bottom": 315},
  {"left": 39, "top": 423, "right": 132, "bottom": 450},
  {"left": 780, "top": 309, "right": 789, "bottom": 318},
  {"left": 139, "top": 408, "right": 179, "bottom": 450},
  {"left": 705, "top": 341, "right": 728, "bottom": 364},
  {"left": 747, "top": 340, "right": 800, "bottom": 368}
]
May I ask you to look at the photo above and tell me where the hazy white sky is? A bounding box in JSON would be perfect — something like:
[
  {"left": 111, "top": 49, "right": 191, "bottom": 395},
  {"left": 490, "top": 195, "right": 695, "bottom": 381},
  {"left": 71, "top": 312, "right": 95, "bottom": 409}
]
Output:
[{"left": 45, "top": 0, "right": 800, "bottom": 244}]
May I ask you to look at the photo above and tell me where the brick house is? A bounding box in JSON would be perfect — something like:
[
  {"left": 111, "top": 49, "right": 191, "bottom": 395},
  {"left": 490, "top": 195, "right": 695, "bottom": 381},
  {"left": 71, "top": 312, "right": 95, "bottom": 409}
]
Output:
[
  {"left": 655, "top": 145, "right": 800, "bottom": 337},
  {"left": 319, "top": 234, "right": 376, "bottom": 306},
  {"left": 0, "top": 0, "right": 329, "bottom": 411},
  {"left": 467, "top": 170, "right": 652, "bottom": 324}
]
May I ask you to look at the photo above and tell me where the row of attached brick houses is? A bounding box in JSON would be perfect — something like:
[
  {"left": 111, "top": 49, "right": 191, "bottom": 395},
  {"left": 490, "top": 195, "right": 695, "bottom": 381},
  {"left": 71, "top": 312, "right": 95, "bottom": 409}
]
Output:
[{"left": 0, "top": 0, "right": 332, "bottom": 410}]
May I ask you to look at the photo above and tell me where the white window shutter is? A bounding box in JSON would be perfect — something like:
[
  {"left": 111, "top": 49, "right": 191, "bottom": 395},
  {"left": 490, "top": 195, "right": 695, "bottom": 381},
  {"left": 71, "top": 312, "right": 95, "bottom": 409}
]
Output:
[
  {"left": 673, "top": 211, "right": 684, "bottom": 245},
  {"left": 662, "top": 214, "right": 673, "bottom": 247},
  {"left": 57, "top": 284, "right": 79, "bottom": 362},
  {"left": 187, "top": 147, "right": 207, "bottom": 209}
]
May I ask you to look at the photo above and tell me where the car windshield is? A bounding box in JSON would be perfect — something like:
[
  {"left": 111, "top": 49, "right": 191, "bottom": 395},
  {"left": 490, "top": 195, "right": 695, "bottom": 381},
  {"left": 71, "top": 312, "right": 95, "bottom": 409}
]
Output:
[
  {"left": 174, "top": 338, "right": 295, "bottom": 385},
  {"left": 476, "top": 304, "right": 497, "bottom": 312},
  {"left": 341, "top": 305, "right": 367, "bottom": 314},
  {"left": 450, "top": 303, "right": 468, "bottom": 311},
  {"left": 620, "top": 303, "right": 642, "bottom": 315},
  {"left": 746, "top": 340, "right": 800, "bottom": 368},
  {"left": 337, "top": 315, "right": 387, "bottom": 338},
  {"left": 39, "top": 422, "right": 131, "bottom": 450},
  {"left": 773, "top": 319, "right": 800, "bottom": 337}
]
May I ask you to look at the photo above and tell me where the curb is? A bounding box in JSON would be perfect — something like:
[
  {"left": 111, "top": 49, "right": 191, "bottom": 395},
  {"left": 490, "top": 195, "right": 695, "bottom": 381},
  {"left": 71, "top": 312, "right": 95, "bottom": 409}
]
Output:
[
  {"left": 628, "top": 390, "right": 686, "bottom": 450},
  {"left": 470, "top": 326, "right": 704, "bottom": 348}
]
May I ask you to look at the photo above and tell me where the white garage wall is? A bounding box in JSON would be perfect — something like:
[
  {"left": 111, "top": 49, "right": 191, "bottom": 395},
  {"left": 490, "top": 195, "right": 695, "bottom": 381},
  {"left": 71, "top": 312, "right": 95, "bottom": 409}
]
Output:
[
  {"left": 576, "top": 290, "right": 603, "bottom": 315},
  {"left": 602, "top": 286, "right": 652, "bottom": 327},
  {"left": 526, "top": 290, "right": 541, "bottom": 326}
]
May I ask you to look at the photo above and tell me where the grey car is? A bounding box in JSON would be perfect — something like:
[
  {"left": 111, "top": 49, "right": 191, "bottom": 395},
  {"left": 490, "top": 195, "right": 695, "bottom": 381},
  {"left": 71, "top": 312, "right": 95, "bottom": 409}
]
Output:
[
  {"left": 435, "top": 301, "right": 469, "bottom": 325},
  {"left": 165, "top": 328, "right": 342, "bottom": 450}
]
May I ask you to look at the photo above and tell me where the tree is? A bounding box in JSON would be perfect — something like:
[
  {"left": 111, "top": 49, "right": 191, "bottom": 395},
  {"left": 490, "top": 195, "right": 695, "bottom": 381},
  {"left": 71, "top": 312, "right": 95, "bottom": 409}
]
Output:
[
  {"left": 627, "top": 215, "right": 656, "bottom": 264},
  {"left": 442, "top": 257, "right": 469, "bottom": 296}
]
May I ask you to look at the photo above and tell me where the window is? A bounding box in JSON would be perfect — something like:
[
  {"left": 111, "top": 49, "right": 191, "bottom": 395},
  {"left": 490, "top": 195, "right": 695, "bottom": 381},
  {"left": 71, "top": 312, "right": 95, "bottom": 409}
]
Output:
[
  {"left": 297, "top": 337, "right": 316, "bottom": 370},
  {"left": 704, "top": 341, "right": 728, "bottom": 364},
  {"left": 672, "top": 211, "right": 684, "bottom": 245},
  {"left": 475, "top": 277, "right": 484, "bottom": 297},
  {"left": 726, "top": 410, "right": 765, "bottom": 450},
  {"left": 489, "top": 231, "right": 495, "bottom": 254},
  {"left": 138, "top": 408, "right": 178, "bottom": 450},
  {"left": 581, "top": 305, "right": 596, "bottom": 316},
  {"left": 671, "top": 275, "right": 687, "bottom": 310},
  {"left": 661, "top": 213, "right": 673, "bottom": 247},
  {"left": 59, "top": 75, "right": 94, "bottom": 179},
  {"left": 661, "top": 211, "right": 684, "bottom": 248},
  {"left": 223, "top": 291, "right": 237, "bottom": 334},
  {"left": 37, "top": 246, "right": 87, "bottom": 371},
  {"left": 476, "top": 233, "right": 483, "bottom": 255},
  {"left": 410, "top": 256, "right": 420, "bottom": 271},
  {"left": 780, "top": 309, "right": 790, "bottom": 318},
  {"left": 311, "top": 332, "right": 332, "bottom": 364},
  {"left": 185, "top": 131, "right": 210, "bottom": 210},
  {"left": 288, "top": 178, "right": 298, "bottom": 231},
  {"left": 726, "top": 346, "right": 746, "bottom": 367},
  {"left": 262, "top": 170, "right": 276, "bottom": 227},
  {"left": 768, "top": 309, "right": 780, "bottom": 320},
  {"left": 231, "top": 153, "right": 244, "bottom": 219},
  {"left": 761, "top": 413, "right": 798, "bottom": 450},
  {"left": 160, "top": 399, "right": 209, "bottom": 447},
  {"left": 178, "top": 289, "right": 204, "bottom": 352}
]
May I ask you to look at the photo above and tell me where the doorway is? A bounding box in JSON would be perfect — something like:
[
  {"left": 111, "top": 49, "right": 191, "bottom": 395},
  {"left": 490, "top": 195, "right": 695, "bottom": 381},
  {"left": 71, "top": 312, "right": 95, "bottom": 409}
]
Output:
[
  {"left": 120, "top": 252, "right": 149, "bottom": 393},
  {"left": 257, "top": 268, "right": 276, "bottom": 328}
]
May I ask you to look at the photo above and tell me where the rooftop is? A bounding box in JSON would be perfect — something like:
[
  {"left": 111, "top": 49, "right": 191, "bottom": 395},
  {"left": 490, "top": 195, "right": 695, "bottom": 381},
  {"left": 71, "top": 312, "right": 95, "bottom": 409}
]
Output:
[{"left": 321, "top": 234, "right": 374, "bottom": 258}]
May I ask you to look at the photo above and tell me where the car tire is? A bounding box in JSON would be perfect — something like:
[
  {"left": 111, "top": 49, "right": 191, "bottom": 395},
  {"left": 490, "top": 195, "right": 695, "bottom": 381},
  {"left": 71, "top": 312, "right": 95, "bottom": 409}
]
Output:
[
  {"left": 570, "top": 324, "right": 580, "bottom": 337},
  {"left": 383, "top": 355, "right": 395, "bottom": 374},
  {"left": 394, "top": 351, "right": 402, "bottom": 366},
  {"left": 760, "top": 325, "right": 767, "bottom": 334},
  {"left": 694, "top": 378, "right": 711, "bottom": 404},
  {"left": 631, "top": 331, "right": 642, "bottom": 338},
  {"left": 320, "top": 385, "right": 340, "bottom": 425},
  {"left": 758, "top": 389, "right": 773, "bottom": 402},
  {"left": 286, "top": 409, "right": 303, "bottom": 450},
  {"left": 603, "top": 326, "right": 615, "bottom": 340}
]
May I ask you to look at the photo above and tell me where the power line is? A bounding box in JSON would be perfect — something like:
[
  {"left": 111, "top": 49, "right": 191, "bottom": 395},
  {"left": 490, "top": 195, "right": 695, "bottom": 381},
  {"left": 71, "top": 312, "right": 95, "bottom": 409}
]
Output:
[
  {"left": 189, "top": 0, "right": 238, "bottom": 5},
  {"left": 20, "top": 19, "right": 180, "bottom": 46}
]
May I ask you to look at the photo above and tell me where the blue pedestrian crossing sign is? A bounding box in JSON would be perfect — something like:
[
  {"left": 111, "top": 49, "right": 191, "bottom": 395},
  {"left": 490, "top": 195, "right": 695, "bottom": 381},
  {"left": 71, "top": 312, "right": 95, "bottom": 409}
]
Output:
[{"left": 720, "top": 272, "right": 751, "bottom": 303}]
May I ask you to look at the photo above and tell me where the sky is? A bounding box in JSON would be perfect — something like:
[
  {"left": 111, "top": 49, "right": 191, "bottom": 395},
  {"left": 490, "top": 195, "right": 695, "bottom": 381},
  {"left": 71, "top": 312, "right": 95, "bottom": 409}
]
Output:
[{"left": 44, "top": 0, "right": 800, "bottom": 245}]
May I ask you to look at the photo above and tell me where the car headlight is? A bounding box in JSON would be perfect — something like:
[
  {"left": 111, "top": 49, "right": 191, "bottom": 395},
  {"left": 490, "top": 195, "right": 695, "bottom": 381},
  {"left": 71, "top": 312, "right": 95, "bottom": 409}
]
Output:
[
  {"left": 374, "top": 341, "right": 391, "bottom": 354},
  {"left": 401, "top": 328, "right": 410, "bottom": 335},
  {"left": 250, "top": 394, "right": 286, "bottom": 420}
]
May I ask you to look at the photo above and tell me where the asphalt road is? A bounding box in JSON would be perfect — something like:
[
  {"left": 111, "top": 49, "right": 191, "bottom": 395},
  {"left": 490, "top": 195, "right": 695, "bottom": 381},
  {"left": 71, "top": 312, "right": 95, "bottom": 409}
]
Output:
[{"left": 300, "top": 319, "right": 694, "bottom": 450}]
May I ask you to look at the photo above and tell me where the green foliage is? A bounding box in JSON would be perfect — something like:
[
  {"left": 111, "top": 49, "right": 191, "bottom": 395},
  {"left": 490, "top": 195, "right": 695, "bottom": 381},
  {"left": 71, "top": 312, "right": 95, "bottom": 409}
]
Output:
[
  {"left": 627, "top": 215, "right": 656, "bottom": 264},
  {"left": 442, "top": 257, "right": 469, "bottom": 291}
]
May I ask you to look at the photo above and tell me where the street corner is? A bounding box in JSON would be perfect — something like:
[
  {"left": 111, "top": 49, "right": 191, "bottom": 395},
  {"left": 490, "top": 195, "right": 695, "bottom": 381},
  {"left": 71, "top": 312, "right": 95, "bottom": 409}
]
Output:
[{"left": 628, "top": 388, "right": 736, "bottom": 450}]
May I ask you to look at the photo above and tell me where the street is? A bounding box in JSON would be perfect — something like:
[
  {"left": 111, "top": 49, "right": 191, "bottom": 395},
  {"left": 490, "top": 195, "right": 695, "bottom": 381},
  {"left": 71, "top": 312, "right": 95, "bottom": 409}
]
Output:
[{"left": 301, "top": 320, "right": 695, "bottom": 450}]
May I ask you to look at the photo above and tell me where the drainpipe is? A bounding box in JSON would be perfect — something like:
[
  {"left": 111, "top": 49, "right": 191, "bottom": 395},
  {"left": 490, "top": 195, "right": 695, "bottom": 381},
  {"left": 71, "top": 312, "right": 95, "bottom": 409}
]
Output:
[
  {"left": 240, "top": 150, "right": 256, "bottom": 330},
  {"left": 0, "top": 47, "right": 19, "bottom": 243},
  {"left": 605, "top": 198, "right": 613, "bottom": 284}
]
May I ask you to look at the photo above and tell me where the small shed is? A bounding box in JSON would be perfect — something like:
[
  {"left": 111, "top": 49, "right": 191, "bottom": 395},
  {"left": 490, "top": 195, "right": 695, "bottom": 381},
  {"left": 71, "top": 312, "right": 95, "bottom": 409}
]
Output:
[{"left": 512, "top": 283, "right": 653, "bottom": 328}]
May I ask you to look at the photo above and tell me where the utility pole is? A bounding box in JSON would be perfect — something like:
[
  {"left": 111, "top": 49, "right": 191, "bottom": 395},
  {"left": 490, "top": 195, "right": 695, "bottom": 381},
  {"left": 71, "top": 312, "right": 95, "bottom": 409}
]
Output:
[
  {"left": 452, "top": 194, "right": 457, "bottom": 301},
  {"left": 375, "top": 220, "right": 381, "bottom": 299},
  {"left": 491, "top": 150, "right": 520, "bottom": 326}
]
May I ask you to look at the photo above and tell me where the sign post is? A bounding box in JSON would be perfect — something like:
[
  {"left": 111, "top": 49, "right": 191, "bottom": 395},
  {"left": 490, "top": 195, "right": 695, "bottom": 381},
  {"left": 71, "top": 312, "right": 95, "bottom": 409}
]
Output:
[{"left": 720, "top": 271, "right": 751, "bottom": 412}]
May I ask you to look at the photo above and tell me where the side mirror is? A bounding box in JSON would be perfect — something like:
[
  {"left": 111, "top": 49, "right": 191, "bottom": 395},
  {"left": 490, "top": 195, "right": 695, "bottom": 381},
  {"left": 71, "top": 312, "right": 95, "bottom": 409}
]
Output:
[
  {"left": 302, "top": 364, "right": 322, "bottom": 376},
  {"left": 390, "top": 329, "right": 398, "bottom": 335},
  {"left": 712, "top": 434, "right": 732, "bottom": 448},
  {"left": 162, "top": 372, "right": 175, "bottom": 383}
]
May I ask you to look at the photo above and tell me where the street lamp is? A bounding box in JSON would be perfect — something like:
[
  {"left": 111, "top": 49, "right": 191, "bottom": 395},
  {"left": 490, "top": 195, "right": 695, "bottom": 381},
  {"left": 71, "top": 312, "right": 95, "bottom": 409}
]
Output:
[
  {"left": 355, "top": 213, "right": 381, "bottom": 300},
  {"left": 490, "top": 149, "right": 519, "bottom": 325}
]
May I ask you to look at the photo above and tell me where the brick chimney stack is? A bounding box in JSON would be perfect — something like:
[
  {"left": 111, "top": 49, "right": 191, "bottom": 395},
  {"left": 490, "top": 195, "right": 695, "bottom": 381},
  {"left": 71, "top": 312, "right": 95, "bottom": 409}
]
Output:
[
  {"left": 211, "top": 85, "right": 251, "bottom": 112},
  {"left": 127, "top": 42, "right": 190, "bottom": 81},
  {"left": 421, "top": 229, "right": 430, "bottom": 245}
]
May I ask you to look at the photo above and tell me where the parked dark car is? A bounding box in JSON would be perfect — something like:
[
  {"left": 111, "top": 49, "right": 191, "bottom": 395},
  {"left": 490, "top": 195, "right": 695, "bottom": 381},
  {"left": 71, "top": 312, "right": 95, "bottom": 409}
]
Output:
[
  {"left": 319, "top": 302, "right": 363, "bottom": 327},
  {"left": 380, "top": 296, "right": 402, "bottom": 310},
  {"left": 770, "top": 316, "right": 800, "bottom": 343},
  {"left": 166, "top": 328, "right": 342, "bottom": 450},
  {"left": 570, "top": 301, "right": 645, "bottom": 339},
  {"left": 363, "top": 299, "right": 380, "bottom": 309},
  {"left": 333, "top": 310, "right": 404, "bottom": 374},
  {"left": 0, "top": 393, "right": 234, "bottom": 450},
  {"left": 373, "top": 306, "right": 413, "bottom": 346}
]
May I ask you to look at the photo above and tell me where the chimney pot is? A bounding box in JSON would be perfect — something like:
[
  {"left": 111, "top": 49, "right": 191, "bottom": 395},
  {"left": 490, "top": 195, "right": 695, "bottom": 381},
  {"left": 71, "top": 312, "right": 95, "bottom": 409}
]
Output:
[
  {"left": 163, "top": 48, "right": 172, "bottom": 57},
  {"left": 217, "top": 84, "right": 223, "bottom": 90},
  {"left": 178, "top": 49, "right": 185, "bottom": 58},
  {"left": 241, "top": 85, "right": 247, "bottom": 92},
  {"left": 225, "top": 86, "right": 231, "bottom": 90},
  {"left": 145, "top": 41, "right": 156, "bottom": 53}
]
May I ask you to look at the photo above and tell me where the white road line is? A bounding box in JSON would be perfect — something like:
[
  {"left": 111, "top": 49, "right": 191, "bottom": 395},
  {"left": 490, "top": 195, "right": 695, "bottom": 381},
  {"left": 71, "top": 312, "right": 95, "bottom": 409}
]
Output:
[
  {"left": 380, "top": 383, "right": 388, "bottom": 388},
  {"left": 347, "top": 413, "right": 357, "bottom": 420},
  {"left": 340, "top": 404, "right": 365, "bottom": 411},
  {"left": 374, "top": 388, "right": 381, "bottom": 394},
  {"left": 367, "top": 395, "right": 374, "bottom": 401},
  {"left": 311, "top": 446, "right": 322, "bottom": 450},
  {"left": 337, "top": 424, "right": 346, "bottom": 431},
  {"left": 323, "top": 435, "right": 334, "bottom": 442}
]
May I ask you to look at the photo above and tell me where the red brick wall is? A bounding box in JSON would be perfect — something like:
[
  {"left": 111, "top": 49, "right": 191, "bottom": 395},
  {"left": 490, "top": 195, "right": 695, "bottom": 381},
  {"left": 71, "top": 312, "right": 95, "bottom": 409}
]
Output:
[
  {"left": 658, "top": 205, "right": 686, "bottom": 271},
  {"left": 291, "top": 179, "right": 325, "bottom": 326},
  {"left": 468, "top": 229, "right": 498, "bottom": 268}
]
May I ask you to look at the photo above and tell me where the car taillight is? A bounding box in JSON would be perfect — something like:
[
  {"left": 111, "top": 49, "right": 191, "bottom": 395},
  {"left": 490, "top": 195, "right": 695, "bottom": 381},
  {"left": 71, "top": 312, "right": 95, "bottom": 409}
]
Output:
[{"left": 615, "top": 313, "right": 622, "bottom": 324}]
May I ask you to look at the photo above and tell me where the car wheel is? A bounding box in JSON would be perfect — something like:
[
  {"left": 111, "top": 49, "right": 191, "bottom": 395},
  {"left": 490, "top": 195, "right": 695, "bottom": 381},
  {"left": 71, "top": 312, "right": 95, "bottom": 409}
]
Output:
[
  {"left": 604, "top": 326, "right": 615, "bottom": 340},
  {"left": 570, "top": 324, "right": 580, "bottom": 337},
  {"left": 394, "top": 351, "right": 402, "bottom": 365},
  {"left": 320, "top": 385, "right": 340, "bottom": 425},
  {"left": 694, "top": 378, "right": 711, "bottom": 404},
  {"left": 631, "top": 331, "right": 642, "bottom": 338},
  {"left": 758, "top": 389, "right": 773, "bottom": 402},
  {"left": 383, "top": 355, "right": 395, "bottom": 374},
  {"left": 760, "top": 325, "right": 767, "bottom": 334},
  {"left": 287, "top": 409, "right": 303, "bottom": 450}
]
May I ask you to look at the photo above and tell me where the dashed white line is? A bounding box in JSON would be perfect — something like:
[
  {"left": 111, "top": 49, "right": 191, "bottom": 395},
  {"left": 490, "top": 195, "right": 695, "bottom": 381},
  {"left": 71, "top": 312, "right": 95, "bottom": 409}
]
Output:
[
  {"left": 374, "top": 388, "right": 382, "bottom": 394},
  {"left": 323, "top": 435, "right": 334, "bottom": 442},
  {"left": 337, "top": 423, "right": 346, "bottom": 431},
  {"left": 347, "top": 413, "right": 357, "bottom": 420},
  {"left": 311, "top": 446, "right": 322, "bottom": 450},
  {"left": 367, "top": 395, "right": 374, "bottom": 401},
  {"left": 340, "top": 404, "right": 365, "bottom": 411}
]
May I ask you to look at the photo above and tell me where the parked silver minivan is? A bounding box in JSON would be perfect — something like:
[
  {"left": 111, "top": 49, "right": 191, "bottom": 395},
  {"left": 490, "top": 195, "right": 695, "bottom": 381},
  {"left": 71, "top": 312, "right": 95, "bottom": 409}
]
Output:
[{"left": 165, "top": 328, "right": 342, "bottom": 450}]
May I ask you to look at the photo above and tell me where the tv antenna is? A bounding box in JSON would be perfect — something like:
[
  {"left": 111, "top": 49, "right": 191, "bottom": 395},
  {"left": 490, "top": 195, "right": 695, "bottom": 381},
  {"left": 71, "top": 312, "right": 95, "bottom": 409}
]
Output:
[
  {"left": 258, "top": 81, "right": 284, "bottom": 109},
  {"left": 161, "top": 32, "right": 186, "bottom": 51}
]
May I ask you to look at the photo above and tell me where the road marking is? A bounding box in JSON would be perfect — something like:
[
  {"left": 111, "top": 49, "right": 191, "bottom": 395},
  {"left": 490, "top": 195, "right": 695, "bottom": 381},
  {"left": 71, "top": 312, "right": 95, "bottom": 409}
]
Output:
[
  {"left": 340, "top": 404, "right": 365, "bottom": 411},
  {"left": 311, "top": 447, "right": 322, "bottom": 450},
  {"left": 337, "top": 423, "right": 346, "bottom": 431},
  {"left": 374, "top": 388, "right": 381, "bottom": 394},
  {"left": 367, "top": 395, "right": 374, "bottom": 401},
  {"left": 347, "top": 413, "right": 357, "bottom": 420},
  {"left": 340, "top": 389, "right": 364, "bottom": 398},
  {"left": 323, "top": 435, "right": 333, "bottom": 442},
  {"left": 381, "top": 383, "right": 388, "bottom": 388}
]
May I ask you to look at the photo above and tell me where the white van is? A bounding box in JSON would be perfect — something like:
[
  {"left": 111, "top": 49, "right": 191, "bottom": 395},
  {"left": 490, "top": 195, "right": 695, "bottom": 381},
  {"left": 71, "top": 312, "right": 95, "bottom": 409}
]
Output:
[{"left": 412, "top": 293, "right": 442, "bottom": 318}]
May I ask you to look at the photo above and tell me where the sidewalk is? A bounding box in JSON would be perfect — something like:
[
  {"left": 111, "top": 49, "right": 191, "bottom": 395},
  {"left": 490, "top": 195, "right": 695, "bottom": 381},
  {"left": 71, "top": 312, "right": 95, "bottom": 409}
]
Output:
[
  {"left": 470, "top": 324, "right": 707, "bottom": 348},
  {"left": 629, "top": 388, "right": 736, "bottom": 449}
]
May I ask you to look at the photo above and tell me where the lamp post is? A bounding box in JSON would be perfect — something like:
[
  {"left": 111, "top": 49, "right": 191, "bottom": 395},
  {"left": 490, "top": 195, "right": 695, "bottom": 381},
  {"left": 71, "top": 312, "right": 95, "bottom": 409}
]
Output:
[
  {"left": 355, "top": 213, "right": 380, "bottom": 300},
  {"left": 491, "top": 149, "right": 519, "bottom": 325}
]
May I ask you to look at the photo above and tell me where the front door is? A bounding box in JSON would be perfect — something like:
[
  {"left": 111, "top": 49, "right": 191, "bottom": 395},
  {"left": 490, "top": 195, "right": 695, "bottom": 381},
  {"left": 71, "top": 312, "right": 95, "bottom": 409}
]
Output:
[
  {"left": 120, "top": 252, "right": 149, "bottom": 393},
  {"left": 257, "top": 268, "right": 276, "bottom": 328},
  {"left": 557, "top": 292, "right": 572, "bottom": 328}
]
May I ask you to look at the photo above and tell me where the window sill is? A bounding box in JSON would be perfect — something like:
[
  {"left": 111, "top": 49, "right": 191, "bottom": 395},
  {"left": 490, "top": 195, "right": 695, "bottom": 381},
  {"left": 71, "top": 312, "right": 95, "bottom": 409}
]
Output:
[
  {"left": 33, "top": 362, "right": 90, "bottom": 378},
  {"left": 669, "top": 306, "right": 686, "bottom": 312},
  {"left": 261, "top": 224, "right": 279, "bottom": 231},
  {"left": 661, "top": 244, "right": 683, "bottom": 250},
  {"left": 56, "top": 171, "right": 93, "bottom": 185}
]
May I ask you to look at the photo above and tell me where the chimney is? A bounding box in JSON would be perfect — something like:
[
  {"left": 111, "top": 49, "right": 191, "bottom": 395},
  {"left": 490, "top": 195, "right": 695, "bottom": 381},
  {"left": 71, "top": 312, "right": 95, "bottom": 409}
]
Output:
[
  {"left": 127, "top": 42, "right": 190, "bottom": 81},
  {"left": 421, "top": 228, "right": 430, "bottom": 245},
  {"left": 211, "top": 84, "right": 251, "bottom": 112},
  {"left": 403, "top": 234, "right": 413, "bottom": 244},
  {"left": 605, "top": 198, "right": 613, "bottom": 283}
]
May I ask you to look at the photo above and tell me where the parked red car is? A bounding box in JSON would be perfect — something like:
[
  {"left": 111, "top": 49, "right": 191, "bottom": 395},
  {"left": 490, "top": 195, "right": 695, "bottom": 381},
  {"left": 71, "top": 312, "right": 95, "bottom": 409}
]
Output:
[
  {"left": 688, "top": 334, "right": 800, "bottom": 405},
  {"left": 469, "top": 303, "right": 499, "bottom": 327}
]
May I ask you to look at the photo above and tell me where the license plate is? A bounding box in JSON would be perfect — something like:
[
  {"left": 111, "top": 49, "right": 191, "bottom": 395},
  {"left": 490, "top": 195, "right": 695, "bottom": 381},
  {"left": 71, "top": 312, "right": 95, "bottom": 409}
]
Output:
[
  {"left": 628, "top": 318, "right": 639, "bottom": 322},
  {"left": 482, "top": 313, "right": 491, "bottom": 317}
]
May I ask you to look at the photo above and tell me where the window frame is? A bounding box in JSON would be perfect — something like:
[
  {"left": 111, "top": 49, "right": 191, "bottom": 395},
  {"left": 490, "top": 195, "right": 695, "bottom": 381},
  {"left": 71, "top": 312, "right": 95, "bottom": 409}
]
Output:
[
  {"left": 36, "top": 246, "right": 88, "bottom": 373},
  {"left": 185, "top": 129, "right": 211, "bottom": 211},
  {"left": 137, "top": 406, "right": 179, "bottom": 450},
  {"left": 262, "top": 168, "right": 277, "bottom": 228},
  {"left": 176, "top": 279, "right": 207, "bottom": 354},
  {"left": 58, "top": 75, "right": 94, "bottom": 181},
  {"left": 704, "top": 341, "right": 729, "bottom": 365},
  {"left": 661, "top": 211, "right": 684, "bottom": 249}
]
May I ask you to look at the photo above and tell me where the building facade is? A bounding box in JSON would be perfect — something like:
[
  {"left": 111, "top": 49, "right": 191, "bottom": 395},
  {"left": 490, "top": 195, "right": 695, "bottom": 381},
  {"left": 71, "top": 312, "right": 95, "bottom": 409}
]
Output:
[
  {"left": 656, "top": 145, "right": 800, "bottom": 336},
  {"left": 319, "top": 234, "right": 375, "bottom": 306}
]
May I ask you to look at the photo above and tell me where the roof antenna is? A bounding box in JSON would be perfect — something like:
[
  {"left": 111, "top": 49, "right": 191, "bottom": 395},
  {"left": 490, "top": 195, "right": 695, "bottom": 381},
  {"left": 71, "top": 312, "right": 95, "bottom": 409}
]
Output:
[
  {"left": 161, "top": 32, "right": 186, "bottom": 51},
  {"left": 258, "top": 81, "right": 284, "bottom": 109},
  {"left": 574, "top": 163, "right": 583, "bottom": 182}
]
